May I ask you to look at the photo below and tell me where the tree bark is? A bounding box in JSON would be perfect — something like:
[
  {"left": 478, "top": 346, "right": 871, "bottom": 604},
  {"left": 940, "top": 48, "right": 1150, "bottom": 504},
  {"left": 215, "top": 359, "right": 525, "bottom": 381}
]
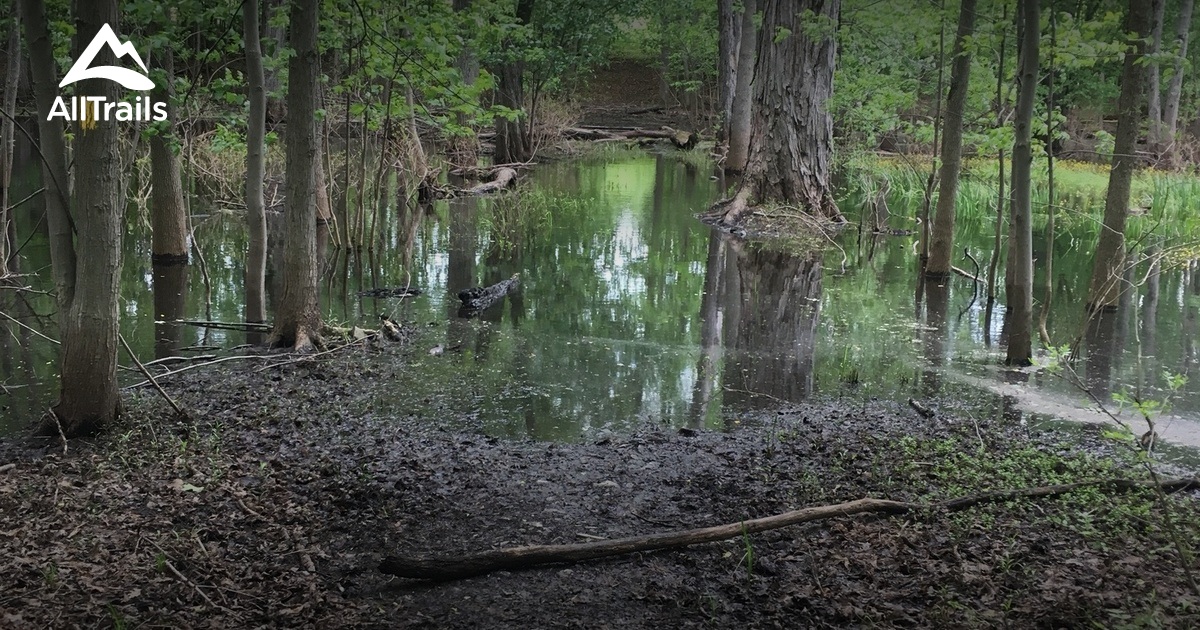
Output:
[
  {"left": 1161, "top": 0, "right": 1193, "bottom": 147},
  {"left": 0, "top": 0, "right": 19, "bottom": 279},
  {"left": 926, "top": 0, "right": 978, "bottom": 278},
  {"left": 271, "top": 0, "right": 322, "bottom": 351},
  {"left": 19, "top": 0, "right": 75, "bottom": 308},
  {"left": 720, "top": 0, "right": 842, "bottom": 224},
  {"left": 149, "top": 33, "right": 189, "bottom": 264},
  {"left": 493, "top": 0, "right": 534, "bottom": 165},
  {"left": 244, "top": 0, "right": 268, "bottom": 327},
  {"left": 1086, "top": 0, "right": 1151, "bottom": 311},
  {"left": 52, "top": 0, "right": 125, "bottom": 435},
  {"left": 1146, "top": 0, "right": 1165, "bottom": 146},
  {"left": 263, "top": 0, "right": 287, "bottom": 122},
  {"left": 1006, "top": 0, "right": 1038, "bottom": 367},
  {"left": 725, "top": 0, "right": 755, "bottom": 172},
  {"left": 717, "top": 0, "right": 739, "bottom": 144}
]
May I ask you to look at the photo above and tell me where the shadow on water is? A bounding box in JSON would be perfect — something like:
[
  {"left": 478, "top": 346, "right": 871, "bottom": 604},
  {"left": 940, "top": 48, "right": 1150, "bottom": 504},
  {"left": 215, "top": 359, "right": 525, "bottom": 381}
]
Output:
[{"left": 4, "top": 143, "right": 1200, "bottom": 454}]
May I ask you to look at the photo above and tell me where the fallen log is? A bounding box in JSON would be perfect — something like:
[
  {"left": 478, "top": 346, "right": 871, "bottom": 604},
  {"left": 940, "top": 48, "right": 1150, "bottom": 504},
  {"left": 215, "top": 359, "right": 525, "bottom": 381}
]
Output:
[
  {"left": 563, "top": 126, "right": 697, "bottom": 150},
  {"left": 357, "top": 286, "right": 423, "bottom": 298},
  {"left": 378, "top": 476, "right": 1199, "bottom": 581},
  {"left": 465, "top": 168, "right": 518, "bottom": 195},
  {"left": 179, "top": 319, "right": 272, "bottom": 332},
  {"left": 457, "top": 273, "right": 520, "bottom": 316}
]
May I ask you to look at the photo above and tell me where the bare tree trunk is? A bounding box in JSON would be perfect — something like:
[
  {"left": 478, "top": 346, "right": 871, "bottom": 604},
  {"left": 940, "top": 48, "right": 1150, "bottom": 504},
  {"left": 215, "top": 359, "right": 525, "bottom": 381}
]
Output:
[
  {"left": 1006, "top": 0, "right": 1039, "bottom": 367},
  {"left": 0, "top": 0, "right": 19, "bottom": 279},
  {"left": 244, "top": 0, "right": 268, "bottom": 327},
  {"left": 263, "top": 0, "right": 287, "bottom": 122},
  {"left": 719, "top": 0, "right": 841, "bottom": 224},
  {"left": 1162, "top": 0, "right": 1194, "bottom": 149},
  {"left": 926, "top": 0, "right": 978, "bottom": 278},
  {"left": 493, "top": 0, "right": 534, "bottom": 164},
  {"left": 1087, "top": 0, "right": 1151, "bottom": 311},
  {"left": 271, "top": 0, "right": 322, "bottom": 351},
  {"left": 1146, "top": 0, "right": 1165, "bottom": 147},
  {"left": 725, "top": 0, "right": 755, "bottom": 172},
  {"left": 53, "top": 0, "right": 125, "bottom": 435},
  {"left": 19, "top": 0, "right": 75, "bottom": 307},
  {"left": 716, "top": 0, "right": 739, "bottom": 144},
  {"left": 149, "top": 34, "right": 189, "bottom": 264}
]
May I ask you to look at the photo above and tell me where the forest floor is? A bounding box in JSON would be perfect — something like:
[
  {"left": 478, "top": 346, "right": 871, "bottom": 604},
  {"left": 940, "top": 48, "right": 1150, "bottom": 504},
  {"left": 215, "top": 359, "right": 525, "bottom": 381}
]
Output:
[{"left": 2, "top": 336, "right": 1200, "bottom": 629}]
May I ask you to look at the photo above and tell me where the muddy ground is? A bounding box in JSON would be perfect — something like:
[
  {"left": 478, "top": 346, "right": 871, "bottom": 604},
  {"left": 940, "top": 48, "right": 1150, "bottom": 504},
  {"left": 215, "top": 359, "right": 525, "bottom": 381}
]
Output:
[{"left": 2, "top": 336, "right": 1200, "bottom": 629}]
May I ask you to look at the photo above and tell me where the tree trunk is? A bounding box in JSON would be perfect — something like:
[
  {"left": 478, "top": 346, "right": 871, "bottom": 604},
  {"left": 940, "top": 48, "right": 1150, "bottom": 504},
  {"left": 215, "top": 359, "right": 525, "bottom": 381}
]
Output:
[
  {"left": 244, "top": 0, "right": 268, "bottom": 327},
  {"left": 1161, "top": 0, "right": 1193, "bottom": 148},
  {"left": 720, "top": 0, "right": 841, "bottom": 224},
  {"left": 0, "top": 0, "right": 19, "bottom": 279},
  {"left": 149, "top": 37, "right": 189, "bottom": 264},
  {"left": 263, "top": 0, "right": 287, "bottom": 122},
  {"left": 449, "top": 0, "right": 480, "bottom": 165},
  {"left": 926, "top": 0, "right": 978, "bottom": 278},
  {"left": 493, "top": 0, "right": 534, "bottom": 165},
  {"left": 1087, "top": 0, "right": 1150, "bottom": 311},
  {"left": 1146, "top": 0, "right": 1165, "bottom": 146},
  {"left": 1006, "top": 0, "right": 1039, "bottom": 367},
  {"left": 19, "top": 0, "right": 75, "bottom": 308},
  {"left": 53, "top": 0, "right": 125, "bottom": 435},
  {"left": 716, "top": 0, "right": 739, "bottom": 144},
  {"left": 724, "top": 0, "right": 755, "bottom": 172},
  {"left": 271, "top": 0, "right": 322, "bottom": 351}
]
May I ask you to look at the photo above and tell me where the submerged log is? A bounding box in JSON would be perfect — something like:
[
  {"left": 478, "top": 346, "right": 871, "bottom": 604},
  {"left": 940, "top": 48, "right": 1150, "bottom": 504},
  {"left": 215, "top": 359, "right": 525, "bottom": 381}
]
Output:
[
  {"left": 378, "top": 476, "right": 1200, "bottom": 581},
  {"left": 465, "top": 168, "right": 518, "bottom": 195},
  {"left": 357, "top": 286, "right": 423, "bottom": 298},
  {"left": 457, "top": 274, "right": 520, "bottom": 316}
]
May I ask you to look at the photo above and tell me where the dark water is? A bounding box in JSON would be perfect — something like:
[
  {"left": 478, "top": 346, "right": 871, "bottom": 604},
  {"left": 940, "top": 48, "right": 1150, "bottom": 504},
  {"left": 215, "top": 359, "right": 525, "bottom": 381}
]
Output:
[{"left": 3, "top": 145, "right": 1200, "bottom": 451}]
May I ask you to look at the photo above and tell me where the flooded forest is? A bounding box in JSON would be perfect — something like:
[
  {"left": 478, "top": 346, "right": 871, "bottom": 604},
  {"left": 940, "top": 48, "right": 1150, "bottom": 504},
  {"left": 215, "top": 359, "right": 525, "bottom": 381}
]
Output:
[{"left": 4, "top": 0, "right": 1200, "bottom": 627}]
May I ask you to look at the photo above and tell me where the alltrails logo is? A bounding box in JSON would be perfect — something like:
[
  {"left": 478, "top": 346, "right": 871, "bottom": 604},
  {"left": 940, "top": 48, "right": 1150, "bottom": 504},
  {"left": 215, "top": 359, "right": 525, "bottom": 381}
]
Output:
[{"left": 47, "top": 23, "right": 167, "bottom": 123}]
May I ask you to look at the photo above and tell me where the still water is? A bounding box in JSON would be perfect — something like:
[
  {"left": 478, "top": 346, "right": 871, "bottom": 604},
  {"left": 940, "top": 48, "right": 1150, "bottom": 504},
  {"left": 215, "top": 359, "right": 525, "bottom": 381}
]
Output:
[{"left": 2, "top": 148, "right": 1199, "bottom": 449}]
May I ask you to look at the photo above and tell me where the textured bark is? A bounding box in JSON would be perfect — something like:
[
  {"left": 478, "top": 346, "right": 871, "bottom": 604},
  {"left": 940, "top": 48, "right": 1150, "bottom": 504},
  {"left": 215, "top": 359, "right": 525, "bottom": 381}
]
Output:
[
  {"left": 271, "top": 0, "right": 322, "bottom": 351},
  {"left": 725, "top": 0, "right": 755, "bottom": 172},
  {"left": 926, "top": 0, "right": 978, "bottom": 278},
  {"left": 1086, "top": 0, "right": 1150, "bottom": 311},
  {"left": 244, "top": 0, "right": 268, "bottom": 326},
  {"left": 716, "top": 0, "right": 739, "bottom": 144},
  {"left": 1161, "top": 0, "right": 1193, "bottom": 144},
  {"left": 52, "top": 0, "right": 125, "bottom": 435},
  {"left": 1006, "top": 0, "right": 1038, "bottom": 367},
  {"left": 149, "top": 41, "right": 189, "bottom": 264},
  {"left": 493, "top": 0, "right": 534, "bottom": 165},
  {"left": 19, "top": 0, "right": 75, "bottom": 307},
  {"left": 0, "top": 0, "right": 19, "bottom": 279},
  {"left": 722, "top": 0, "right": 841, "bottom": 223},
  {"left": 1146, "top": 0, "right": 1166, "bottom": 146}
]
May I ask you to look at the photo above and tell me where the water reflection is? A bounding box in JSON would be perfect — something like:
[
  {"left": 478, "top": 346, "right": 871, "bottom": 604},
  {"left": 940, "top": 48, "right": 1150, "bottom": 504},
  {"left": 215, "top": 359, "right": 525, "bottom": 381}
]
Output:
[{"left": 151, "top": 263, "right": 188, "bottom": 359}]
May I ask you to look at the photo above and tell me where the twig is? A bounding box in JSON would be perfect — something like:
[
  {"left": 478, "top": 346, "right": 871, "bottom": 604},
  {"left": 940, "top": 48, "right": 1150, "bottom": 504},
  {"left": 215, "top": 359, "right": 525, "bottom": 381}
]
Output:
[
  {"left": 119, "top": 333, "right": 187, "bottom": 419},
  {"left": 253, "top": 337, "right": 369, "bottom": 372},
  {"left": 145, "top": 538, "right": 229, "bottom": 613},
  {"left": 123, "top": 354, "right": 274, "bottom": 390},
  {"left": 0, "top": 309, "right": 59, "bottom": 345},
  {"left": 49, "top": 407, "right": 67, "bottom": 454}
]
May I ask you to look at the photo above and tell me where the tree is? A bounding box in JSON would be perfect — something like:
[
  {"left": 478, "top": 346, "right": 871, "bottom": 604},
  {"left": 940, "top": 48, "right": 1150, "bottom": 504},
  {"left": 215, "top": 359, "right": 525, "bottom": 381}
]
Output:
[
  {"left": 149, "top": 11, "right": 189, "bottom": 265},
  {"left": 926, "top": 0, "right": 979, "bottom": 278},
  {"left": 1006, "top": 0, "right": 1038, "bottom": 367},
  {"left": 0, "top": 0, "right": 19, "bottom": 280},
  {"left": 716, "top": 0, "right": 843, "bottom": 224},
  {"left": 1086, "top": 0, "right": 1151, "bottom": 311},
  {"left": 271, "top": 0, "right": 323, "bottom": 351},
  {"left": 1146, "top": 0, "right": 1165, "bottom": 146},
  {"left": 244, "top": 0, "right": 268, "bottom": 328},
  {"left": 724, "top": 0, "right": 755, "bottom": 172},
  {"left": 1160, "top": 0, "right": 1193, "bottom": 154},
  {"left": 493, "top": 0, "right": 534, "bottom": 164},
  {"left": 716, "top": 0, "right": 739, "bottom": 144}
]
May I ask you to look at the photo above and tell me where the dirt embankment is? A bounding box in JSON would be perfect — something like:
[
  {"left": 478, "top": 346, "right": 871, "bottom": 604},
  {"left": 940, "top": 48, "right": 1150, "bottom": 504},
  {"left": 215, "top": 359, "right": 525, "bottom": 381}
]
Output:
[{"left": 1, "top": 340, "right": 1199, "bottom": 628}]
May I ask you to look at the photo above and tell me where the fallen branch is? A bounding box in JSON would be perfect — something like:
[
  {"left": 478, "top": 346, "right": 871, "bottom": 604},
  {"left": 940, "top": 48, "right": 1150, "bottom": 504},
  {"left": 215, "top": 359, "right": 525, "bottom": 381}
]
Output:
[
  {"left": 178, "top": 319, "right": 272, "bottom": 332},
  {"left": 119, "top": 333, "right": 188, "bottom": 419},
  {"left": 457, "top": 274, "right": 520, "bottom": 316},
  {"left": 563, "top": 126, "right": 696, "bottom": 150},
  {"left": 378, "top": 476, "right": 1199, "bottom": 581}
]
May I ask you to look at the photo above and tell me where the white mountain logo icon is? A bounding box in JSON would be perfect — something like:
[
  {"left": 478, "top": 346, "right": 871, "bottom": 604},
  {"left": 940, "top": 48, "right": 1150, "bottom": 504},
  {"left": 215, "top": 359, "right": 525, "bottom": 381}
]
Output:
[{"left": 60, "top": 23, "right": 154, "bottom": 91}]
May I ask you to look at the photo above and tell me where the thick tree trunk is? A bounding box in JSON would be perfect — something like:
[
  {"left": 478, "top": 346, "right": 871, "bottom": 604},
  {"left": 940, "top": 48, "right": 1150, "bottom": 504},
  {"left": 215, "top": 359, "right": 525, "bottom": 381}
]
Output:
[
  {"left": 53, "top": 0, "right": 125, "bottom": 435},
  {"left": 716, "top": 0, "right": 739, "bottom": 144},
  {"left": 1006, "top": 0, "right": 1039, "bottom": 367},
  {"left": 0, "top": 1, "right": 19, "bottom": 279},
  {"left": 244, "top": 0, "right": 268, "bottom": 327},
  {"left": 149, "top": 41, "right": 189, "bottom": 264},
  {"left": 724, "top": 0, "right": 755, "bottom": 172},
  {"left": 271, "top": 0, "right": 322, "bottom": 351},
  {"left": 1146, "top": 0, "right": 1166, "bottom": 146},
  {"left": 493, "top": 0, "right": 534, "bottom": 165},
  {"left": 1161, "top": 0, "right": 1193, "bottom": 147},
  {"left": 1086, "top": 0, "right": 1150, "bottom": 311},
  {"left": 19, "top": 0, "right": 75, "bottom": 308},
  {"left": 720, "top": 0, "right": 841, "bottom": 224},
  {"left": 926, "top": 0, "right": 978, "bottom": 278}
]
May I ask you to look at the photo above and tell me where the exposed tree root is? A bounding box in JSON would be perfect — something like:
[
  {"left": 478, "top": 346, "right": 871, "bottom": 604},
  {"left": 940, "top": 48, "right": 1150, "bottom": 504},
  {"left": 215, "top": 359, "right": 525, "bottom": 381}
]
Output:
[{"left": 379, "top": 476, "right": 1199, "bottom": 581}]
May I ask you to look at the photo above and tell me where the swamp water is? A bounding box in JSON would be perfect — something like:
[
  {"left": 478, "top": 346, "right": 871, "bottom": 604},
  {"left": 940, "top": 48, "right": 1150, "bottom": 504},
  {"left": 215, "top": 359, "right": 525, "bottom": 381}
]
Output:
[{"left": 3, "top": 150, "right": 1200, "bottom": 457}]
